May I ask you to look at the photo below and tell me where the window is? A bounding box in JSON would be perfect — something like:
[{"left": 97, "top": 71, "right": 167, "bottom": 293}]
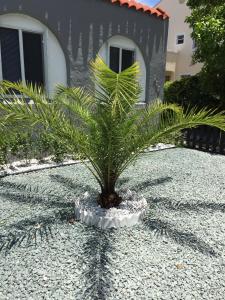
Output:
[
  {"left": 165, "top": 75, "right": 171, "bottom": 82},
  {"left": 98, "top": 35, "right": 146, "bottom": 102},
  {"left": 0, "top": 27, "right": 44, "bottom": 87},
  {"left": 192, "top": 39, "right": 197, "bottom": 50},
  {"left": 23, "top": 32, "right": 44, "bottom": 86},
  {"left": 176, "top": 34, "right": 184, "bottom": 45},
  {"left": 109, "top": 46, "right": 135, "bottom": 73},
  {"left": 0, "top": 28, "right": 21, "bottom": 82},
  {"left": 109, "top": 46, "right": 120, "bottom": 73}
]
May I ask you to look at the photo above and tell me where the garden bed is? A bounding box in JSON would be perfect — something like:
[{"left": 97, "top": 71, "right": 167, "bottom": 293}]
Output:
[
  {"left": 0, "top": 148, "right": 225, "bottom": 299},
  {"left": 0, "top": 143, "right": 175, "bottom": 177}
]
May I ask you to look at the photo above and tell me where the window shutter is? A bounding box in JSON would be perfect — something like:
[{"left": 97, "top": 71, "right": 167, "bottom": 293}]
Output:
[
  {"left": 121, "top": 49, "right": 134, "bottom": 71},
  {"left": 109, "top": 46, "right": 120, "bottom": 73},
  {"left": 23, "top": 32, "right": 44, "bottom": 87},
  {"left": 0, "top": 27, "right": 22, "bottom": 82}
]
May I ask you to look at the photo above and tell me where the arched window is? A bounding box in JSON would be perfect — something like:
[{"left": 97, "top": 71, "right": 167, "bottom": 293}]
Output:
[
  {"left": 0, "top": 14, "right": 67, "bottom": 95},
  {"left": 99, "top": 35, "right": 147, "bottom": 102}
]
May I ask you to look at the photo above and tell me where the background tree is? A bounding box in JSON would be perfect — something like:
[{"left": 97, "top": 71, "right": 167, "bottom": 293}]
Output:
[{"left": 187, "top": 0, "right": 225, "bottom": 101}]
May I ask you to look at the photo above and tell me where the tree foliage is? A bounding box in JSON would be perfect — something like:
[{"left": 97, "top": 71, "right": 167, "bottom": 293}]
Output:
[
  {"left": 1, "top": 58, "right": 225, "bottom": 208},
  {"left": 187, "top": 0, "right": 225, "bottom": 100}
]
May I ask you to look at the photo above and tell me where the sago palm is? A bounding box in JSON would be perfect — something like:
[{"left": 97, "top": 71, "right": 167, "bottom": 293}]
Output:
[{"left": 0, "top": 57, "right": 225, "bottom": 209}]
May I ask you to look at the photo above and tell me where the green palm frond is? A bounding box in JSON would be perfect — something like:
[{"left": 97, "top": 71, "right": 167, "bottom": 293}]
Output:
[
  {"left": 0, "top": 57, "right": 225, "bottom": 208},
  {"left": 54, "top": 86, "right": 95, "bottom": 127},
  {"left": 90, "top": 57, "right": 141, "bottom": 116}
]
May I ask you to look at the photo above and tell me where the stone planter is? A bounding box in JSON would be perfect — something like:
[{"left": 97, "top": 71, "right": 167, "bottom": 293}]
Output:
[{"left": 74, "top": 190, "right": 148, "bottom": 229}]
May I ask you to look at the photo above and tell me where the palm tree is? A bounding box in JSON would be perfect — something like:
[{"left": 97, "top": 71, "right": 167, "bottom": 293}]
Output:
[{"left": 0, "top": 58, "right": 225, "bottom": 209}]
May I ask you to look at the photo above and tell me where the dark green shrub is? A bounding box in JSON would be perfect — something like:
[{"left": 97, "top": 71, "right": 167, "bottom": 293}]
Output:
[
  {"left": 0, "top": 131, "right": 69, "bottom": 167},
  {"left": 10, "top": 132, "right": 33, "bottom": 163},
  {"left": 34, "top": 132, "right": 54, "bottom": 162},
  {"left": 0, "top": 136, "right": 9, "bottom": 166},
  {"left": 51, "top": 138, "right": 68, "bottom": 163},
  {"left": 164, "top": 75, "right": 220, "bottom": 111},
  {"left": 34, "top": 132, "right": 68, "bottom": 163}
]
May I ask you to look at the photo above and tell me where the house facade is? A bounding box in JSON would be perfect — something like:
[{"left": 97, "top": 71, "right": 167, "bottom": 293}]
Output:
[
  {"left": 155, "top": 0, "right": 202, "bottom": 82},
  {"left": 0, "top": 0, "right": 169, "bottom": 103}
]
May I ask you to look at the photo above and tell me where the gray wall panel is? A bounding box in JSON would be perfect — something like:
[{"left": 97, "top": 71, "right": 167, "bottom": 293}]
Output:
[{"left": 0, "top": 0, "right": 168, "bottom": 103}]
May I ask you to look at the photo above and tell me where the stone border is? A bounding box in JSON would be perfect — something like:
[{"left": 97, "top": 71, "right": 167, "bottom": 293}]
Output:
[
  {"left": 75, "top": 206, "right": 147, "bottom": 229},
  {"left": 74, "top": 191, "right": 148, "bottom": 229},
  {"left": 0, "top": 158, "right": 88, "bottom": 178},
  {"left": 147, "top": 143, "right": 175, "bottom": 152}
]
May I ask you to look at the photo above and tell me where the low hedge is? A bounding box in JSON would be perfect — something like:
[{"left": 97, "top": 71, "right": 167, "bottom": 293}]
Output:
[
  {"left": 164, "top": 75, "right": 220, "bottom": 111},
  {"left": 0, "top": 131, "right": 69, "bottom": 166}
]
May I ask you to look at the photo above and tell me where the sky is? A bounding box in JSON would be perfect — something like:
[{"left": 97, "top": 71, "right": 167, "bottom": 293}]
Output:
[{"left": 138, "top": 0, "right": 159, "bottom": 7}]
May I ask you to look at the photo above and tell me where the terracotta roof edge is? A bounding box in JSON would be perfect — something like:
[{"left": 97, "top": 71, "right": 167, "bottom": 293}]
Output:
[{"left": 108, "top": 0, "right": 169, "bottom": 19}]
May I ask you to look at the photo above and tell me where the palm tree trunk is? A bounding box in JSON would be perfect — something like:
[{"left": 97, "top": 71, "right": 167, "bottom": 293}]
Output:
[{"left": 98, "top": 180, "right": 122, "bottom": 209}]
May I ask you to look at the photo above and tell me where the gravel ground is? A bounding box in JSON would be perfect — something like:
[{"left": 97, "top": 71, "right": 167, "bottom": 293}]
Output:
[{"left": 0, "top": 148, "right": 225, "bottom": 300}]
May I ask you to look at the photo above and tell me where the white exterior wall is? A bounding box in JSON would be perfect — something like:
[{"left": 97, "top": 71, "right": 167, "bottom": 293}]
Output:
[
  {"left": 156, "top": 0, "right": 202, "bottom": 81},
  {"left": 98, "top": 35, "right": 146, "bottom": 102},
  {"left": 0, "top": 14, "right": 67, "bottom": 95}
]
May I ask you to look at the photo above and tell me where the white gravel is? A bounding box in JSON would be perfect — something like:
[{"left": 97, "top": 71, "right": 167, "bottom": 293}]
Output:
[{"left": 0, "top": 148, "right": 225, "bottom": 300}]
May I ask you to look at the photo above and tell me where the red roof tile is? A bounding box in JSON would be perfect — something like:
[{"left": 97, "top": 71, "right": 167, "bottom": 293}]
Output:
[{"left": 109, "top": 0, "right": 169, "bottom": 19}]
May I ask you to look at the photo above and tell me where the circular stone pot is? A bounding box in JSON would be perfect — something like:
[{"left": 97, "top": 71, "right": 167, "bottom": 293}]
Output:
[{"left": 74, "top": 190, "right": 148, "bottom": 229}]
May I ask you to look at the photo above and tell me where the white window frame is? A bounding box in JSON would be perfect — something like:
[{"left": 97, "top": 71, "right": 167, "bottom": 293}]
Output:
[
  {"left": 108, "top": 43, "right": 136, "bottom": 73},
  {"left": 0, "top": 24, "right": 47, "bottom": 90},
  {"left": 176, "top": 34, "right": 185, "bottom": 45},
  {"left": 192, "top": 39, "right": 197, "bottom": 50}
]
